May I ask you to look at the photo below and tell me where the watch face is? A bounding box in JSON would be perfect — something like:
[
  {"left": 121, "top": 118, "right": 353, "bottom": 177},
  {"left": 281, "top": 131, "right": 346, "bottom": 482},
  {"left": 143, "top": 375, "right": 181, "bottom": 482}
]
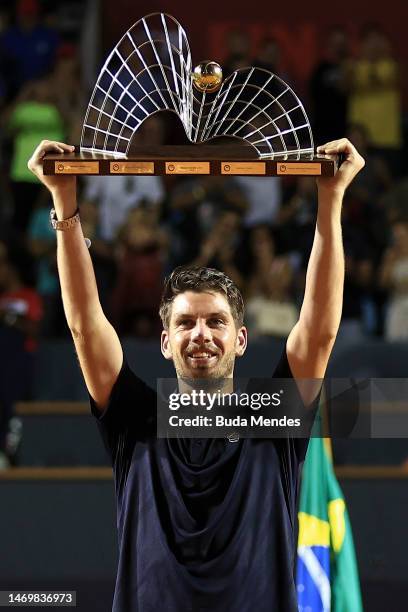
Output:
[{"left": 49, "top": 208, "right": 57, "bottom": 228}]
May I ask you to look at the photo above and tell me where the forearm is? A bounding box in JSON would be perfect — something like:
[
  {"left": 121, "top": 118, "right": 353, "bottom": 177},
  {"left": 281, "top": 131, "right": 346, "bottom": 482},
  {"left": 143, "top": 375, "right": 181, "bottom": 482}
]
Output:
[
  {"left": 299, "top": 188, "right": 344, "bottom": 341},
  {"left": 52, "top": 186, "right": 102, "bottom": 333}
]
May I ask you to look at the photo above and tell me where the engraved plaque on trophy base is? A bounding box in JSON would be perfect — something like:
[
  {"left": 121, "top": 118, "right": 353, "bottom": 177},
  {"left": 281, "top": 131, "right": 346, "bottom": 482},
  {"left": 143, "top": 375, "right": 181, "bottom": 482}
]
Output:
[{"left": 43, "top": 146, "right": 338, "bottom": 177}]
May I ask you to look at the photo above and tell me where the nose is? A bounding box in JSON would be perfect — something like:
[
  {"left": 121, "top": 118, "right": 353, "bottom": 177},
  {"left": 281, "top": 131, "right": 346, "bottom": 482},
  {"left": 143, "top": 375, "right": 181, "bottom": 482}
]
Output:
[{"left": 191, "top": 319, "right": 211, "bottom": 343}]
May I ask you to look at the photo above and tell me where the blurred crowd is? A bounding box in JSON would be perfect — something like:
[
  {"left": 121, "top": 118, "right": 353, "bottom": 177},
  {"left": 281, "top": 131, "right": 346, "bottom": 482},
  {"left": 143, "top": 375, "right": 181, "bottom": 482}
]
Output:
[{"left": 0, "top": 2, "right": 408, "bottom": 463}]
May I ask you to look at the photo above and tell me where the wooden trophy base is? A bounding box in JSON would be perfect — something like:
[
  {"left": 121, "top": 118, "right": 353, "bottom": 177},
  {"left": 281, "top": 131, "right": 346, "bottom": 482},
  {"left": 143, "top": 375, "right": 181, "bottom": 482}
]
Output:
[{"left": 43, "top": 145, "right": 338, "bottom": 177}]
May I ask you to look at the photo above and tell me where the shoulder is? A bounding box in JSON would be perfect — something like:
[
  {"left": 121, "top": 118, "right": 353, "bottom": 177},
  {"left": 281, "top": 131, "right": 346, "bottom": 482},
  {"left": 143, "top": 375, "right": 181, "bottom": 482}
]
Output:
[{"left": 91, "top": 359, "right": 157, "bottom": 423}]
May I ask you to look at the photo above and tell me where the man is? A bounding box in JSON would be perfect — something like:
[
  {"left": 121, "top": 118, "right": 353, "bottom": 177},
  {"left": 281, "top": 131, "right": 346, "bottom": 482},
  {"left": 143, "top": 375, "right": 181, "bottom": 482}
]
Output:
[{"left": 28, "top": 138, "right": 364, "bottom": 612}]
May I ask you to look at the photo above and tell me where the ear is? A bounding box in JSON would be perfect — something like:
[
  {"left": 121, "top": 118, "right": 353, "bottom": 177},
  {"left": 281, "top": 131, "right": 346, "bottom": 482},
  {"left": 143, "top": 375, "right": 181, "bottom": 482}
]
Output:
[
  {"left": 235, "top": 326, "right": 247, "bottom": 358},
  {"left": 161, "top": 330, "right": 173, "bottom": 360}
]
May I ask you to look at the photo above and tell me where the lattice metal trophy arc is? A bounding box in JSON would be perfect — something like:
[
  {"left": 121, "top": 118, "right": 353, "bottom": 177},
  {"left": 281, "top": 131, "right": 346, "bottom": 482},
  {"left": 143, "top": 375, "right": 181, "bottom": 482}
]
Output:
[{"left": 43, "top": 13, "right": 337, "bottom": 177}]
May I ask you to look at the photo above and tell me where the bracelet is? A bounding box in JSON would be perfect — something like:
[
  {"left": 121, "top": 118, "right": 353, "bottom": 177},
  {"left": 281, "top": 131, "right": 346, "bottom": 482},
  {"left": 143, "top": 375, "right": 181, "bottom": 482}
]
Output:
[
  {"left": 50, "top": 207, "right": 80, "bottom": 231},
  {"left": 50, "top": 208, "right": 91, "bottom": 249}
]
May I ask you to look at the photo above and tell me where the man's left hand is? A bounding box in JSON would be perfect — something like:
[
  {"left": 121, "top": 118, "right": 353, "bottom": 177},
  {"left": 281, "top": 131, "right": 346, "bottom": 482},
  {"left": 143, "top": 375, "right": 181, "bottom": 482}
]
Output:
[{"left": 317, "top": 138, "right": 365, "bottom": 195}]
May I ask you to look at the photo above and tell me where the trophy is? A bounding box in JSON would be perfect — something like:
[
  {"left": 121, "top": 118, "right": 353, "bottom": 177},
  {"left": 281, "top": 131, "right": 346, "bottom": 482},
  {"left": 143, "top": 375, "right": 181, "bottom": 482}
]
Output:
[{"left": 43, "top": 13, "right": 337, "bottom": 177}]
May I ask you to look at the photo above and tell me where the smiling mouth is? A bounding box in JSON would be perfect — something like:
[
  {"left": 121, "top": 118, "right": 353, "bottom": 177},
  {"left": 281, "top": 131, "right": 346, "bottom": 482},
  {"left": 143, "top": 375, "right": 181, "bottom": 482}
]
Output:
[{"left": 186, "top": 352, "right": 218, "bottom": 364}]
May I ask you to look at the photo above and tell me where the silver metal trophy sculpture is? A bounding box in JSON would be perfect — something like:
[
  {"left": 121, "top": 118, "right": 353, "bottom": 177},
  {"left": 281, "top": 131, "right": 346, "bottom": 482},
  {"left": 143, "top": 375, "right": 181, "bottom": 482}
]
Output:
[{"left": 43, "top": 13, "right": 337, "bottom": 176}]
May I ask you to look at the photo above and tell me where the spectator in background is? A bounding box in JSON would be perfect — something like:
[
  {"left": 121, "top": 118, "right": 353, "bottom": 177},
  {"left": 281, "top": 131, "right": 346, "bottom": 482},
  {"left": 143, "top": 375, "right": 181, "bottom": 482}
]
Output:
[
  {"left": 245, "top": 225, "right": 297, "bottom": 338},
  {"left": 81, "top": 116, "right": 165, "bottom": 242},
  {"left": 242, "top": 36, "right": 291, "bottom": 103},
  {"left": 0, "top": 0, "right": 59, "bottom": 102},
  {"left": 347, "top": 24, "right": 403, "bottom": 170},
  {"left": 380, "top": 177, "right": 408, "bottom": 225},
  {"left": 223, "top": 28, "right": 251, "bottom": 75},
  {"left": 338, "top": 214, "right": 374, "bottom": 342},
  {"left": 254, "top": 36, "right": 281, "bottom": 74},
  {"left": 0, "top": 241, "right": 42, "bottom": 467},
  {"left": 81, "top": 172, "right": 164, "bottom": 243},
  {"left": 168, "top": 176, "right": 247, "bottom": 266},
  {"left": 0, "top": 3, "right": 13, "bottom": 230},
  {"left": 111, "top": 204, "right": 168, "bottom": 337},
  {"left": 344, "top": 123, "right": 395, "bottom": 339},
  {"left": 27, "top": 197, "right": 60, "bottom": 336},
  {"left": 344, "top": 123, "right": 391, "bottom": 267},
  {"left": 80, "top": 200, "right": 116, "bottom": 317},
  {"left": 253, "top": 36, "right": 291, "bottom": 83},
  {"left": 310, "top": 26, "right": 349, "bottom": 144},
  {"left": 346, "top": 123, "right": 392, "bottom": 207},
  {"left": 28, "top": 194, "right": 115, "bottom": 337},
  {"left": 49, "top": 42, "right": 84, "bottom": 143},
  {"left": 5, "top": 77, "right": 65, "bottom": 232},
  {"left": 0, "top": 6, "right": 10, "bottom": 109},
  {"left": 235, "top": 174, "right": 282, "bottom": 228},
  {"left": 191, "top": 209, "right": 245, "bottom": 290},
  {"left": 276, "top": 176, "right": 318, "bottom": 268},
  {"left": 380, "top": 220, "right": 408, "bottom": 341}
]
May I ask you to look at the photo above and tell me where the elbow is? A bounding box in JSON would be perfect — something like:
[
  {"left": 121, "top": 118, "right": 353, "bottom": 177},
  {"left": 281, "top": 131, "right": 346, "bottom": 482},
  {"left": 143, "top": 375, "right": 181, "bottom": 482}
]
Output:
[
  {"left": 301, "top": 323, "right": 338, "bottom": 349},
  {"left": 299, "top": 315, "right": 339, "bottom": 347},
  {"left": 319, "top": 330, "right": 338, "bottom": 345},
  {"left": 68, "top": 306, "right": 106, "bottom": 339},
  {"left": 311, "top": 329, "right": 338, "bottom": 350},
  {"left": 70, "top": 325, "right": 87, "bottom": 344}
]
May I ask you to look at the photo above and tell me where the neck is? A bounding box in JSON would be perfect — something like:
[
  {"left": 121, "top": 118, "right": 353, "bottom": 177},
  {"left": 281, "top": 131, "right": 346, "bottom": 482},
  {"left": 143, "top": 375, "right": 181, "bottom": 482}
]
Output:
[{"left": 178, "top": 376, "right": 234, "bottom": 395}]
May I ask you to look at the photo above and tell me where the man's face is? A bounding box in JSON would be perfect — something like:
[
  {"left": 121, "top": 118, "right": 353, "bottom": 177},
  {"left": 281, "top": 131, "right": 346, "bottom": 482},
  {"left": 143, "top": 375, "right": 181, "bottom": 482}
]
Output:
[{"left": 161, "top": 291, "right": 247, "bottom": 379}]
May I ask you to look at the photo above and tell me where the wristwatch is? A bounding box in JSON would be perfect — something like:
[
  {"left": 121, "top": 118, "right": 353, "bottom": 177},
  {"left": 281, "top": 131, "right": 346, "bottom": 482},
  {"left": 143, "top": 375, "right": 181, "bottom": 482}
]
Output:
[
  {"left": 49, "top": 208, "right": 80, "bottom": 231},
  {"left": 49, "top": 207, "right": 91, "bottom": 248}
]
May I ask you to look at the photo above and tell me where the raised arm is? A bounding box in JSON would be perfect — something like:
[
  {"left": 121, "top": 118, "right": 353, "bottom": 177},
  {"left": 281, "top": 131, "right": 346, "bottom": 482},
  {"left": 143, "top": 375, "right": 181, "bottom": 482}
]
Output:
[
  {"left": 287, "top": 138, "right": 365, "bottom": 381},
  {"left": 28, "top": 141, "right": 123, "bottom": 410}
]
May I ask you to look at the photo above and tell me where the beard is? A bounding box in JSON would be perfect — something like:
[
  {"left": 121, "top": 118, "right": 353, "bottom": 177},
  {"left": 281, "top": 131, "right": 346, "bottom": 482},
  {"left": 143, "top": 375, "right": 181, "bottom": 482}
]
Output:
[{"left": 171, "top": 346, "right": 236, "bottom": 380}]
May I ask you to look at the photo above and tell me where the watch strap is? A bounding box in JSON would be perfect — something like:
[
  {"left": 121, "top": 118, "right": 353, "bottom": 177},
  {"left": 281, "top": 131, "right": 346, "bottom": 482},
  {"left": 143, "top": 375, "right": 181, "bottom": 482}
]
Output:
[{"left": 50, "top": 208, "right": 80, "bottom": 231}]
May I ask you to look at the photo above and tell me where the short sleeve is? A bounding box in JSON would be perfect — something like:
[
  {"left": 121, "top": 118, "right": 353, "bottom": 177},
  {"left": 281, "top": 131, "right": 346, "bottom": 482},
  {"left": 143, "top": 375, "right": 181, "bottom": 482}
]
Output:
[
  {"left": 272, "top": 344, "right": 293, "bottom": 378},
  {"left": 90, "top": 359, "right": 157, "bottom": 473},
  {"left": 272, "top": 343, "right": 320, "bottom": 462}
]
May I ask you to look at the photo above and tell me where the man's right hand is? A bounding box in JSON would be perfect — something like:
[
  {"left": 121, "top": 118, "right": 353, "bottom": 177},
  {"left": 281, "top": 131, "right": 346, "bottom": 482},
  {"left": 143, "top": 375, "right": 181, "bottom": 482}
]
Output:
[{"left": 27, "top": 140, "right": 76, "bottom": 196}]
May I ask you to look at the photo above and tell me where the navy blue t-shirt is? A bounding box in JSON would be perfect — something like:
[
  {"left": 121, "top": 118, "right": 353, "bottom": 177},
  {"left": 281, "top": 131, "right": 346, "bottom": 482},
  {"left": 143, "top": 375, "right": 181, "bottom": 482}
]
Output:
[{"left": 91, "top": 347, "right": 318, "bottom": 612}]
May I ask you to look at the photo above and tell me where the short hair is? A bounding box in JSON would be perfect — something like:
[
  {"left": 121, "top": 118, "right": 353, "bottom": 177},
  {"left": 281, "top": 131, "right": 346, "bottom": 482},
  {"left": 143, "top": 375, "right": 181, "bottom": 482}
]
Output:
[{"left": 159, "top": 266, "right": 244, "bottom": 329}]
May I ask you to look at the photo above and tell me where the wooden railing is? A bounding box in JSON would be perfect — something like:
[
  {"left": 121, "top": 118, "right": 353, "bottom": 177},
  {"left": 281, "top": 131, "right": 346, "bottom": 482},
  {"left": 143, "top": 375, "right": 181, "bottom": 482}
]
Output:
[
  {"left": 6, "top": 401, "right": 408, "bottom": 481},
  {"left": 1, "top": 465, "right": 408, "bottom": 481}
]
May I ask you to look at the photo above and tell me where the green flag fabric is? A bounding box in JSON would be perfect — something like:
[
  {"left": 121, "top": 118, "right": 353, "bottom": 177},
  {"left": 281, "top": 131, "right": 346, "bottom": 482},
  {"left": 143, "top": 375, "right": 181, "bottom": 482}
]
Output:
[{"left": 297, "top": 430, "right": 364, "bottom": 612}]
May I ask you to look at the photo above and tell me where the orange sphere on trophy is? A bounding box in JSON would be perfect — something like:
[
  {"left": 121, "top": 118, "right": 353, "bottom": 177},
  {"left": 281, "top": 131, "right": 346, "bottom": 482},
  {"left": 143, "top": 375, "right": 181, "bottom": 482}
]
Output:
[{"left": 192, "top": 61, "right": 223, "bottom": 93}]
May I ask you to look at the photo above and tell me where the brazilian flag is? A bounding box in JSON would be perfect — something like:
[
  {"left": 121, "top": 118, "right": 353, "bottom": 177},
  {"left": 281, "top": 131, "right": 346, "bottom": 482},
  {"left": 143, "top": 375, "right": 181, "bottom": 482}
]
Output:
[{"left": 296, "top": 431, "right": 363, "bottom": 611}]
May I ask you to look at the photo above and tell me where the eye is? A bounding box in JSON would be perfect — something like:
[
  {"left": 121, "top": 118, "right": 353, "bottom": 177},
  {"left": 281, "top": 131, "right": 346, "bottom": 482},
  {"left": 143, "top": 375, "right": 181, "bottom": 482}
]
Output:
[
  {"left": 178, "top": 319, "right": 194, "bottom": 328},
  {"left": 208, "top": 318, "right": 225, "bottom": 326}
]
